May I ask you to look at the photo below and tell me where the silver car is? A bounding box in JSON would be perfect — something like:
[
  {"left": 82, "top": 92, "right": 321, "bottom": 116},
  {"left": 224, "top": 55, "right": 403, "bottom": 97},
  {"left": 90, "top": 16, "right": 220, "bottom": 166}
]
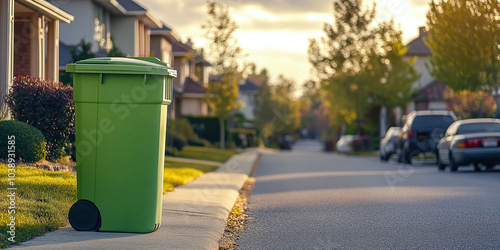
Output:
[
  {"left": 437, "top": 118, "right": 500, "bottom": 172},
  {"left": 380, "top": 127, "right": 401, "bottom": 161}
]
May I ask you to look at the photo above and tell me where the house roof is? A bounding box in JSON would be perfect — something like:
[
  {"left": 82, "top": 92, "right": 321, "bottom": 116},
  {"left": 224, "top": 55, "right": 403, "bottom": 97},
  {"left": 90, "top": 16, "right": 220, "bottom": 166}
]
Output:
[
  {"left": 172, "top": 40, "right": 193, "bottom": 56},
  {"left": 183, "top": 77, "right": 206, "bottom": 95},
  {"left": 150, "top": 24, "right": 182, "bottom": 43},
  {"left": 115, "top": 0, "right": 162, "bottom": 28},
  {"left": 18, "top": 0, "right": 74, "bottom": 23},
  {"left": 239, "top": 77, "right": 261, "bottom": 92},
  {"left": 406, "top": 26, "right": 432, "bottom": 56},
  {"left": 116, "top": 0, "right": 145, "bottom": 12},
  {"left": 413, "top": 80, "right": 449, "bottom": 101}
]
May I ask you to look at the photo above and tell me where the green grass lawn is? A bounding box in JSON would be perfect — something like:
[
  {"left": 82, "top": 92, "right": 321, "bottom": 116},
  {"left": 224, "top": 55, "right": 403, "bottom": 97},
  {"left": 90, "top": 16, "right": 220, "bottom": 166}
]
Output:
[
  {"left": 163, "top": 159, "right": 218, "bottom": 192},
  {"left": 0, "top": 158, "right": 218, "bottom": 248},
  {"left": 176, "top": 146, "right": 239, "bottom": 162},
  {"left": 0, "top": 165, "right": 77, "bottom": 248}
]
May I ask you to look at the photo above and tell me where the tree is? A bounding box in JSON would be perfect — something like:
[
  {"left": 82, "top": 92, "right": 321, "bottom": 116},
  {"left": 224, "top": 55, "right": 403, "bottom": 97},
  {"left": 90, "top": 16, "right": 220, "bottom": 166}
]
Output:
[
  {"left": 445, "top": 89, "right": 497, "bottom": 119},
  {"left": 202, "top": 0, "right": 244, "bottom": 149},
  {"left": 426, "top": 0, "right": 500, "bottom": 114},
  {"left": 308, "top": 0, "right": 419, "bottom": 134},
  {"left": 254, "top": 74, "right": 301, "bottom": 144}
]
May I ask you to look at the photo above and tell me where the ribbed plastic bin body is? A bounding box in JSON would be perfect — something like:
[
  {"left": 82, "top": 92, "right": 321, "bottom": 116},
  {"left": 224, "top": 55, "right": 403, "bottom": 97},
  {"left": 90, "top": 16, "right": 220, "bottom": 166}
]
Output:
[{"left": 67, "top": 57, "right": 176, "bottom": 233}]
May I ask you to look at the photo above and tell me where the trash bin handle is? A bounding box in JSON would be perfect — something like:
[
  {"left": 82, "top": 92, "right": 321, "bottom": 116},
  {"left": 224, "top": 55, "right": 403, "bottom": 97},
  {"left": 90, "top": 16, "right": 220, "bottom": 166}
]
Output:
[{"left": 98, "top": 74, "right": 149, "bottom": 85}]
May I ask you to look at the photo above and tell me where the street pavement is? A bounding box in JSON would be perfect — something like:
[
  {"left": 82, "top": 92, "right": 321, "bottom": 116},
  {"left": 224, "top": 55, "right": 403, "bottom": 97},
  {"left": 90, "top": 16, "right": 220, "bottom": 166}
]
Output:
[
  {"left": 14, "top": 151, "right": 259, "bottom": 250},
  {"left": 238, "top": 139, "right": 500, "bottom": 249}
]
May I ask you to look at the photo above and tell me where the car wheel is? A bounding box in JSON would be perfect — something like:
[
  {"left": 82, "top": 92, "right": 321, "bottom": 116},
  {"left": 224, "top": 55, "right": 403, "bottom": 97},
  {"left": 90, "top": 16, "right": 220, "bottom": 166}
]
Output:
[
  {"left": 473, "top": 163, "right": 481, "bottom": 172},
  {"left": 437, "top": 153, "right": 446, "bottom": 171},
  {"left": 404, "top": 151, "right": 412, "bottom": 164},
  {"left": 485, "top": 163, "right": 495, "bottom": 171},
  {"left": 449, "top": 153, "right": 459, "bottom": 172}
]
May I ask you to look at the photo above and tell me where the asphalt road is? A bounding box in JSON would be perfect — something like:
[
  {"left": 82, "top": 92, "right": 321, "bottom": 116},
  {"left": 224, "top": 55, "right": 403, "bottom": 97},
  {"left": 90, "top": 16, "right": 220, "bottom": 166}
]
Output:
[{"left": 237, "top": 139, "right": 500, "bottom": 249}]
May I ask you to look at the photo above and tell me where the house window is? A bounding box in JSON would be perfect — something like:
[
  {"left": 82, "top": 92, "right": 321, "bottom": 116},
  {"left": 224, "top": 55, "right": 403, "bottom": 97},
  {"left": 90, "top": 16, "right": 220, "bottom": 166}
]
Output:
[{"left": 94, "top": 5, "right": 112, "bottom": 52}]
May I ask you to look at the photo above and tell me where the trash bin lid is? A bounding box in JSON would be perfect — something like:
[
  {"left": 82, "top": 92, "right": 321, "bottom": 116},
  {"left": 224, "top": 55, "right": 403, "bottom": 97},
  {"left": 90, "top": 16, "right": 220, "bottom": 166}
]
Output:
[{"left": 66, "top": 57, "right": 177, "bottom": 77}]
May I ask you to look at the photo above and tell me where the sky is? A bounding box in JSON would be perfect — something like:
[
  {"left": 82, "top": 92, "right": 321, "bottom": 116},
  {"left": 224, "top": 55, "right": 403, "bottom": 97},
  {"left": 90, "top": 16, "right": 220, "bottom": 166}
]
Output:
[{"left": 138, "top": 0, "right": 431, "bottom": 86}]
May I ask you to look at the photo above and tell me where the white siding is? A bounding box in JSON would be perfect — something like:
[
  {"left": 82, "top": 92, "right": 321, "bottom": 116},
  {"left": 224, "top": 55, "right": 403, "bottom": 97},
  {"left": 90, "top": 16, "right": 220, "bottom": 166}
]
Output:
[
  {"left": 57, "top": 0, "right": 95, "bottom": 49},
  {"left": 110, "top": 16, "right": 136, "bottom": 56},
  {"left": 429, "top": 101, "right": 446, "bottom": 110}
]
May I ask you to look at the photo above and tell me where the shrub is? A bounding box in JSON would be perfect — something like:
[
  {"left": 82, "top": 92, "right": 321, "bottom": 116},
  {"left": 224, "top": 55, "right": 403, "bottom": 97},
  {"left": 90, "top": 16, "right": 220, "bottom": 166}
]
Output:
[
  {"left": 6, "top": 76, "right": 75, "bottom": 160},
  {"left": 167, "top": 118, "right": 198, "bottom": 140},
  {"left": 0, "top": 120, "right": 46, "bottom": 162},
  {"left": 166, "top": 132, "right": 187, "bottom": 151},
  {"left": 187, "top": 138, "right": 212, "bottom": 147}
]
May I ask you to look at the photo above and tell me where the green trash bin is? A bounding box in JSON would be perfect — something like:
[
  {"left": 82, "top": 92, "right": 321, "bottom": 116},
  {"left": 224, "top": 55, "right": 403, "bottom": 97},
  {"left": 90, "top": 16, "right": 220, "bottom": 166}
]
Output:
[{"left": 66, "top": 57, "right": 176, "bottom": 233}]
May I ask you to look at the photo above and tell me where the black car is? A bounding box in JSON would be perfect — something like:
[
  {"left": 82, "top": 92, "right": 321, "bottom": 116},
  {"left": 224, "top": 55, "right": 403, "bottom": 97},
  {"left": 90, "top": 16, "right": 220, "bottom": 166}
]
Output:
[{"left": 398, "top": 110, "right": 457, "bottom": 164}]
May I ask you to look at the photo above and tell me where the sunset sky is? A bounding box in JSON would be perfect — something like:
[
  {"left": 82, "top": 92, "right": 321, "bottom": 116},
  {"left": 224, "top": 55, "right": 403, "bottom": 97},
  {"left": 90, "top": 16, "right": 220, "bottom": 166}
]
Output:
[{"left": 139, "top": 0, "right": 431, "bottom": 85}]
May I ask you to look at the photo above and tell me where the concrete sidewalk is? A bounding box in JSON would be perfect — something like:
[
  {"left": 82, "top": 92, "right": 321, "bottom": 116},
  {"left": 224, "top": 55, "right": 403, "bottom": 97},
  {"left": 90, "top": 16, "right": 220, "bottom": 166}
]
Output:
[{"left": 14, "top": 151, "right": 260, "bottom": 250}]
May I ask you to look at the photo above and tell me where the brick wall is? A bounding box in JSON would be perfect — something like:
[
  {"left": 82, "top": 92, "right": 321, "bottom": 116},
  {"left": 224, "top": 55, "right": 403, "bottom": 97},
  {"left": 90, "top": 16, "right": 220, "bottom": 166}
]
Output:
[{"left": 14, "top": 20, "right": 30, "bottom": 77}]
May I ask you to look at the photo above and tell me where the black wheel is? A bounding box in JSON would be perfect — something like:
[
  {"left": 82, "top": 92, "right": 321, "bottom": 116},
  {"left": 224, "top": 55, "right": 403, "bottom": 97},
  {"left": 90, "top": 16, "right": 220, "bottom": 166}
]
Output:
[
  {"left": 449, "top": 153, "right": 459, "bottom": 172},
  {"left": 485, "top": 163, "right": 495, "bottom": 171},
  {"left": 404, "top": 151, "right": 412, "bottom": 164},
  {"left": 69, "top": 200, "right": 100, "bottom": 231},
  {"left": 380, "top": 154, "right": 388, "bottom": 162},
  {"left": 437, "top": 153, "right": 446, "bottom": 171},
  {"left": 473, "top": 163, "right": 482, "bottom": 172}
]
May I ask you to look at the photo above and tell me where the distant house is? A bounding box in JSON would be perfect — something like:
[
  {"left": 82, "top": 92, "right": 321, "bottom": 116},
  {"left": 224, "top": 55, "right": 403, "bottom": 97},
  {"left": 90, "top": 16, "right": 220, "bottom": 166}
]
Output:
[
  {"left": 50, "top": 0, "right": 162, "bottom": 70},
  {"left": 404, "top": 26, "right": 450, "bottom": 113},
  {"left": 170, "top": 38, "right": 211, "bottom": 118},
  {"left": 0, "top": 0, "right": 73, "bottom": 115},
  {"left": 237, "top": 77, "right": 263, "bottom": 122}
]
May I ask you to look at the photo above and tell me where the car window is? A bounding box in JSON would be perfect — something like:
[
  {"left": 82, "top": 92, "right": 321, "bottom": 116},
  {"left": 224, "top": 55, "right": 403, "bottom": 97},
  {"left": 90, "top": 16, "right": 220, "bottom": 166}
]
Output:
[
  {"left": 411, "top": 115, "right": 455, "bottom": 129},
  {"left": 445, "top": 123, "right": 458, "bottom": 137},
  {"left": 456, "top": 122, "right": 500, "bottom": 134}
]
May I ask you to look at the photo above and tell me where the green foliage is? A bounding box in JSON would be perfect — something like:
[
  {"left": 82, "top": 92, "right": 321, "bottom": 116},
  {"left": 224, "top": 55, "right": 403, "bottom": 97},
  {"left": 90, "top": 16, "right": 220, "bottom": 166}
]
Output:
[
  {"left": 308, "top": 0, "right": 419, "bottom": 133},
  {"left": 60, "top": 39, "right": 97, "bottom": 85},
  {"left": 444, "top": 89, "right": 497, "bottom": 119},
  {"left": 6, "top": 76, "right": 74, "bottom": 160},
  {"left": 166, "top": 132, "right": 187, "bottom": 151},
  {"left": 70, "top": 39, "right": 96, "bottom": 62},
  {"left": 185, "top": 116, "right": 224, "bottom": 143},
  {"left": 107, "top": 36, "right": 126, "bottom": 57},
  {"left": 167, "top": 118, "right": 198, "bottom": 140},
  {"left": 0, "top": 165, "right": 76, "bottom": 248},
  {"left": 426, "top": 0, "right": 499, "bottom": 95},
  {"left": 254, "top": 71, "right": 301, "bottom": 141},
  {"left": 202, "top": 0, "right": 245, "bottom": 149},
  {"left": 187, "top": 138, "right": 212, "bottom": 147},
  {"left": 0, "top": 120, "right": 47, "bottom": 162}
]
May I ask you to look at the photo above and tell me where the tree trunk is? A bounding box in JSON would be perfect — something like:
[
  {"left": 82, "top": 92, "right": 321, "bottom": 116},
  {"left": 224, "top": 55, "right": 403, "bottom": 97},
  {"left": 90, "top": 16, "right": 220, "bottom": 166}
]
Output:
[{"left": 219, "top": 117, "right": 225, "bottom": 149}]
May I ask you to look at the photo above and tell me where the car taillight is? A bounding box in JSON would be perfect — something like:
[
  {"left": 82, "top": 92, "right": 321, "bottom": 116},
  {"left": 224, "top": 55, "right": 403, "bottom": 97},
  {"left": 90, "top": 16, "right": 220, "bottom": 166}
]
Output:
[
  {"left": 407, "top": 129, "right": 414, "bottom": 138},
  {"left": 458, "top": 139, "right": 481, "bottom": 148}
]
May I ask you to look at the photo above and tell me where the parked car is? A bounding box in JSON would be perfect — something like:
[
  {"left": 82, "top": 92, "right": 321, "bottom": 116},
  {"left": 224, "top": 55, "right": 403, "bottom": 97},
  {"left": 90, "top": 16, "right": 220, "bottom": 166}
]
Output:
[
  {"left": 336, "top": 135, "right": 358, "bottom": 153},
  {"left": 379, "top": 127, "right": 401, "bottom": 161},
  {"left": 398, "top": 110, "right": 457, "bottom": 164},
  {"left": 278, "top": 134, "right": 294, "bottom": 150},
  {"left": 436, "top": 118, "right": 500, "bottom": 172}
]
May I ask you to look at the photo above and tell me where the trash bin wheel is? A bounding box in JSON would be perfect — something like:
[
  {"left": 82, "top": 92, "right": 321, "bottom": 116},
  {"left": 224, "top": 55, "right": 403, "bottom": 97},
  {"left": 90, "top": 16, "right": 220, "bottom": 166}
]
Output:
[{"left": 69, "top": 200, "right": 101, "bottom": 231}]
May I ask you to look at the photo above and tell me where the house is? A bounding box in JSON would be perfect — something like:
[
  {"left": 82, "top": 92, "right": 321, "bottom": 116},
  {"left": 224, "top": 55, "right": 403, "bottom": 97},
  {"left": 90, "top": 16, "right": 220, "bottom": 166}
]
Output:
[
  {"left": 170, "top": 38, "right": 211, "bottom": 118},
  {"left": 404, "top": 26, "right": 450, "bottom": 113},
  {"left": 50, "top": 0, "right": 162, "bottom": 70},
  {"left": 237, "top": 76, "right": 263, "bottom": 122},
  {"left": 0, "top": 0, "right": 74, "bottom": 115}
]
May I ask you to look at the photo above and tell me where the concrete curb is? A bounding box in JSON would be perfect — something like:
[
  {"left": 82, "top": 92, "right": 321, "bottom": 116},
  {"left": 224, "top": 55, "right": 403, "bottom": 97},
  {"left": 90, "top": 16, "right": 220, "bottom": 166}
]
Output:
[{"left": 14, "top": 151, "right": 260, "bottom": 249}]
